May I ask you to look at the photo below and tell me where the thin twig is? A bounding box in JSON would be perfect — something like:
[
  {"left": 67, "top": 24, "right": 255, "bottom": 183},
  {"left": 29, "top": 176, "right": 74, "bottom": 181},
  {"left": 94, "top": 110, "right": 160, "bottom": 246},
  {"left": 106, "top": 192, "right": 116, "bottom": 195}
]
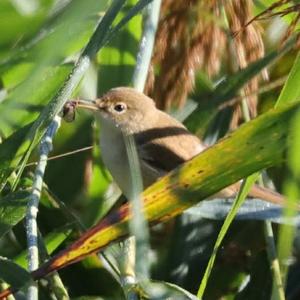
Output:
[
  {"left": 25, "top": 145, "right": 94, "bottom": 167},
  {"left": 26, "top": 116, "right": 61, "bottom": 300}
]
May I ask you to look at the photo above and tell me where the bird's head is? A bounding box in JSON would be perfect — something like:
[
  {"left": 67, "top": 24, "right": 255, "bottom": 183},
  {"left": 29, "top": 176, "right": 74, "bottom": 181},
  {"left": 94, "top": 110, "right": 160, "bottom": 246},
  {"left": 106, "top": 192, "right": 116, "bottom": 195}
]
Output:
[{"left": 69, "top": 87, "right": 157, "bottom": 133}]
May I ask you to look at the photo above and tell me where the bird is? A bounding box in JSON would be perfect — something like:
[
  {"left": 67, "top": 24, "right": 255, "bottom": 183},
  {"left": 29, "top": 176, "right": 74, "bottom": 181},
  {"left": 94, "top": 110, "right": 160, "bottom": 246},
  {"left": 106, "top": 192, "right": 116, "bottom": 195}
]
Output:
[
  {"left": 0, "top": 87, "right": 288, "bottom": 300},
  {"left": 65, "top": 86, "right": 285, "bottom": 206}
]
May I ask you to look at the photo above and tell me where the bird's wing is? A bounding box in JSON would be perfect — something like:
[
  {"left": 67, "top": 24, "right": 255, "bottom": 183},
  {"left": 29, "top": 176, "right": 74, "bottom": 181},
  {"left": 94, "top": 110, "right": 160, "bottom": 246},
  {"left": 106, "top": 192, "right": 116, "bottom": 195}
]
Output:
[
  {"left": 135, "top": 124, "right": 203, "bottom": 173},
  {"left": 133, "top": 110, "right": 203, "bottom": 187}
]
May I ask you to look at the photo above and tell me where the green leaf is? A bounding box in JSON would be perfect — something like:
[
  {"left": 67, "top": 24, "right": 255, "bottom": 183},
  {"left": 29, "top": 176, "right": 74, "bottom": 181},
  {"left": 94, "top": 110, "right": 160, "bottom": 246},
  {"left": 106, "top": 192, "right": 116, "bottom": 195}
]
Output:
[
  {"left": 0, "top": 257, "right": 32, "bottom": 289},
  {"left": 0, "top": 191, "right": 29, "bottom": 237},
  {"left": 0, "top": 123, "right": 32, "bottom": 191},
  {"left": 273, "top": 41, "right": 300, "bottom": 288},
  {"left": 0, "top": 1, "right": 47, "bottom": 58},
  {"left": 277, "top": 109, "right": 300, "bottom": 287},
  {"left": 0, "top": 0, "right": 109, "bottom": 135},
  {"left": 276, "top": 51, "right": 300, "bottom": 107},
  {"left": 0, "top": 64, "right": 72, "bottom": 135}
]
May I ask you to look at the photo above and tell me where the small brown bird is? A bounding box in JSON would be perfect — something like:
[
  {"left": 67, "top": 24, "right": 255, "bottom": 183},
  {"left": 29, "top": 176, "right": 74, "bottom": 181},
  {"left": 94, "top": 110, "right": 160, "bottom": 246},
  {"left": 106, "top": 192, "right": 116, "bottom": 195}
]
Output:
[{"left": 67, "top": 87, "right": 284, "bottom": 205}]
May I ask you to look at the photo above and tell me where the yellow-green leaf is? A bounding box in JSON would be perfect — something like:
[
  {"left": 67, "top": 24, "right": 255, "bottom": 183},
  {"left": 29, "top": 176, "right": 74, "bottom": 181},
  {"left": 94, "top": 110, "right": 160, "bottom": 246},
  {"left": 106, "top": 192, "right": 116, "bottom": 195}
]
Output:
[{"left": 29, "top": 101, "right": 300, "bottom": 280}]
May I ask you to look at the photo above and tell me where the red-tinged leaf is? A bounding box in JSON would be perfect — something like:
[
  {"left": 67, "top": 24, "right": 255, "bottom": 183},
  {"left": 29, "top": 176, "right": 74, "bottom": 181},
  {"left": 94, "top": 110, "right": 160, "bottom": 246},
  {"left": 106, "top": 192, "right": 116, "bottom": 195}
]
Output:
[
  {"left": 0, "top": 102, "right": 299, "bottom": 299},
  {"left": 32, "top": 102, "right": 298, "bottom": 278}
]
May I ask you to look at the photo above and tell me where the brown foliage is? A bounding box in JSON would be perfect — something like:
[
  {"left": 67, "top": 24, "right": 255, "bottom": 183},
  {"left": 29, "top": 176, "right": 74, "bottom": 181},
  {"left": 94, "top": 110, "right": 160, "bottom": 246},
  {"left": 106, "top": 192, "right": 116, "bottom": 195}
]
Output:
[
  {"left": 145, "top": 0, "right": 300, "bottom": 127},
  {"left": 145, "top": 0, "right": 226, "bottom": 110},
  {"left": 145, "top": 0, "right": 269, "bottom": 128},
  {"left": 225, "top": 0, "right": 266, "bottom": 127}
]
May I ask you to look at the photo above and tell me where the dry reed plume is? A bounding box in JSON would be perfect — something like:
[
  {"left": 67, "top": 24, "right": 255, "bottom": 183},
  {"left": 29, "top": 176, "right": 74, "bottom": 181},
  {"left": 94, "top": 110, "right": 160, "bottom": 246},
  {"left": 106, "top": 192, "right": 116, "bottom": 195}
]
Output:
[{"left": 145, "top": 0, "right": 300, "bottom": 128}]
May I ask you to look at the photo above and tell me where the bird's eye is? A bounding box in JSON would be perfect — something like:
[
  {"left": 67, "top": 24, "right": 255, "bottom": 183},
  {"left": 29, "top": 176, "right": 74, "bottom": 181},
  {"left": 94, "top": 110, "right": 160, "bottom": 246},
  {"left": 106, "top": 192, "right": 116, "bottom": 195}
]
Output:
[{"left": 113, "top": 102, "right": 127, "bottom": 113}]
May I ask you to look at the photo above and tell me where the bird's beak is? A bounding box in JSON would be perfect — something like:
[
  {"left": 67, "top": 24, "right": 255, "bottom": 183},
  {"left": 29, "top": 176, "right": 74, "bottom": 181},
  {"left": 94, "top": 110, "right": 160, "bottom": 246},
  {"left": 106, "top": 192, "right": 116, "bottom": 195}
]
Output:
[{"left": 74, "top": 99, "right": 99, "bottom": 111}]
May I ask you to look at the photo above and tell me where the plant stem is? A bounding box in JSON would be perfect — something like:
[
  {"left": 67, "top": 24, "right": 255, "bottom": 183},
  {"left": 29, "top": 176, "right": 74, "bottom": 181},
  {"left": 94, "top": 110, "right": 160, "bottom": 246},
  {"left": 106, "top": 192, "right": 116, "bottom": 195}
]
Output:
[
  {"left": 121, "top": 0, "right": 161, "bottom": 292},
  {"left": 26, "top": 116, "right": 61, "bottom": 300},
  {"left": 132, "top": 0, "right": 161, "bottom": 92}
]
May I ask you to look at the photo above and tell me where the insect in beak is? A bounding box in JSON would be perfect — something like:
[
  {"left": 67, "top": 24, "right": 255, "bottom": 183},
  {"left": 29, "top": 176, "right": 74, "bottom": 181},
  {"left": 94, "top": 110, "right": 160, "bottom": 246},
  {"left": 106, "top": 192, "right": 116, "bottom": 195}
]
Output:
[{"left": 63, "top": 99, "right": 98, "bottom": 122}]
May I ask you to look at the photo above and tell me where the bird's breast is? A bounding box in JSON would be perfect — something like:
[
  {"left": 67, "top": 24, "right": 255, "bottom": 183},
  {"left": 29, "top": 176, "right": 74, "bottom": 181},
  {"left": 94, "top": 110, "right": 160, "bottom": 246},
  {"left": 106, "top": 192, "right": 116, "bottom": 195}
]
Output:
[{"left": 99, "top": 120, "right": 133, "bottom": 199}]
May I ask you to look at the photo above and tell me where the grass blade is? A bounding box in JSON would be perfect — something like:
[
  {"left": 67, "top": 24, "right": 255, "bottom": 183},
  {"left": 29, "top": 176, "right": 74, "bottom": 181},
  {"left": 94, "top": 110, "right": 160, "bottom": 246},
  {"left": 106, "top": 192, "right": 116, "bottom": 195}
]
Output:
[{"left": 197, "top": 174, "right": 259, "bottom": 298}]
